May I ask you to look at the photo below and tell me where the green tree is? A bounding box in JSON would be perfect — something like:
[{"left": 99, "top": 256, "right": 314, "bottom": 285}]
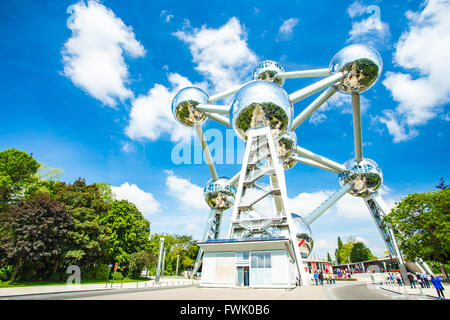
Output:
[
  {"left": 338, "top": 237, "right": 357, "bottom": 265},
  {"left": 0, "top": 149, "right": 40, "bottom": 211},
  {"left": 383, "top": 187, "right": 450, "bottom": 278},
  {"left": 53, "top": 178, "right": 111, "bottom": 271},
  {"left": 127, "top": 251, "right": 156, "bottom": 278},
  {"left": 148, "top": 233, "right": 198, "bottom": 276},
  {"left": 0, "top": 194, "right": 73, "bottom": 282},
  {"left": 327, "top": 252, "right": 332, "bottom": 262},
  {"left": 100, "top": 200, "right": 150, "bottom": 265},
  {"left": 335, "top": 236, "right": 344, "bottom": 264},
  {"left": 350, "top": 242, "right": 377, "bottom": 263}
]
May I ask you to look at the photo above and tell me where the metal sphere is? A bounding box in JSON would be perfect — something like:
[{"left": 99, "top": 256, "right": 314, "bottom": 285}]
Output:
[
  {"left": 338, "top": 158, "right": 383, "bottom": 197},
  {"left": 203, "top": 177, "right": 236, "bottom": 210},
  {"left": 329, "top": 44, "right": 382, "bottom": 94},
  {"left": 171, "top": 87, "right": 208, "bottom": 127},
  {"left": 230, "top": 81, "right": 293, "bottom": 141},
  {"left": 283, "top": 157, "right": 297, "bottom": 170},
  {"left": 276, "top": 131, "right": 297, "bottom": 160},
  {"left": 291, "top": 213, "right": 313, "bottom": 258},
  {"left": 252, "top": 60, "right": 285, "bottom": 86}
]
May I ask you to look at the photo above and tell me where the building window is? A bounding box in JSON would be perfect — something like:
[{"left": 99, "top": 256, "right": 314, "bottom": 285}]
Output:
[
  {"left": 236, "top": 252, "right": 249, "bottom": 261},
  {"left": 250, "top": 252, "right": 272, "bottom": 285}
]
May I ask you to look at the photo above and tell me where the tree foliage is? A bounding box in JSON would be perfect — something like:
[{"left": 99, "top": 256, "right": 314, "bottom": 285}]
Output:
[
  {"left": 0, "top": 149, "right": 40, "bottom": 211},
  {"left": 350, "top": 242, "right": 377, "bottom": 263},
  {"left": 383, "top": 188, "right": 450, "bottom": 263},
  {"left": 0, "top": 194, "right": 72, "bottom": 282},
  {"left": 100, "top": 200, "right": 150, "bottom": 265}
]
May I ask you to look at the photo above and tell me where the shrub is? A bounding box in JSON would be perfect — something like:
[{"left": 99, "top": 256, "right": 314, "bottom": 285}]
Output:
[
  {"left": 0, "top": 265, "right": 14, "bottom": 282},
  {"left": 112, "top": 271, "right": 123, "bottom": 281},
  {"left": 84, "top": 264, "right": 110, "bottom": 281}
]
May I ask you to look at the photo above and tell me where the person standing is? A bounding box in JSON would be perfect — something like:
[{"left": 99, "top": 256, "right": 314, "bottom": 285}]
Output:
[
  {"left": 430, "top": 275, "right": 446, "bottom": 300},
  {"left": 313, "top": 271, "right": 319, "bottom": 286},
  {"left": 416, "top": 272, "right": 423, "bottom": 288},
  {"left": 407, "top": 272, "right": 416, "bottom": 289},
  {"left": 318, "top": 271, "right": 324, "bottom": 285},
  {"left": 421, "top": 272, "right": 430, "bottom": 288}
]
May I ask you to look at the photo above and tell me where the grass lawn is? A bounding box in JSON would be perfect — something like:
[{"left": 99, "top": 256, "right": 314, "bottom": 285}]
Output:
[{"left": 0, "top": 277, "right": 150, "bottom": 288}]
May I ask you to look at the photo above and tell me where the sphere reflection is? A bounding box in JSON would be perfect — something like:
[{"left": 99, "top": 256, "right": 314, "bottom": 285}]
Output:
[
  {"left": 329, "top": 44, "right": 382, "bottom": 94},
  {"left": 172, "top": 87, "right": 208, "bottom": 127},
  {"left": 203, "top": 177, "right": 236, "bottom": 210},
  {"left": 283, "top": 157, "right": 297, "bottom": 170},
  {"left": 230, "top": 81, "right": 293, "bottom": 141},
  {"left": 291, "top": 213, "right": 313, "bottom": 258},
  {"left": 338, "top": 158, "right": 383, "bottom": 197},
  {"left": 252, "top": 60, "right": 285, "bottom": 86},
  {"left": 276, "top": 131, "right": 297, "bottom": 160}
]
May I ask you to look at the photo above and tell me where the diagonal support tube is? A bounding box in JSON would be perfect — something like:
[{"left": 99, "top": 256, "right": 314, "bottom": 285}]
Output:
[
  {"left": 294, "top": 145, "right": 346, "bottom": 173},
  {"left": 305, "top": 183, "right": 353, "bottom": 225},
  {"left": 289, "top": 72, "right": 344, "bottom": 104},
  {"left": 291, "top": 87, "right": 338, "bottom": 130},
  {"left": 208, "top": 82, "right": 250, "bottom": 103},
  {"left": 195, "top": 124, "right": 219, "bottom": 181},
  {"left": 205, "top": 112, "right": 231, "bottom": 127},
  {"left": 196, "top": 104, "right": 230, "bottom": 114},
  {"left": 352, "top": 93, "right": 363, "bottom": 162},
  {"left": 277, "top": 68, "right": 331, "bottom": 79},
  {"left": 291, "top": 155, "right": 341, "bottom": 173}
]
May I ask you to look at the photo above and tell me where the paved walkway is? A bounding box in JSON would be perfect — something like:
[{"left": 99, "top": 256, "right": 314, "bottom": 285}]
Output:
[
  {"left": 0, "top": 277, "right": 198, "bottom": 298},
  {"left": 379, "top": 282, "right": 449, "bottom": 300}
]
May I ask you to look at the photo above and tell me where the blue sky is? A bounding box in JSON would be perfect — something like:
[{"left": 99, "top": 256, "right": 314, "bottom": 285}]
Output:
[{"left": 1, "top": 0, "right": 449, "bottom": 259}]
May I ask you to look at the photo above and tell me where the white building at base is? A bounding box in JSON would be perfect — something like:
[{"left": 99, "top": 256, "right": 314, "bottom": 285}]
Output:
[{"left": 198, "top": 237, "right": 299, "bottom": 288}]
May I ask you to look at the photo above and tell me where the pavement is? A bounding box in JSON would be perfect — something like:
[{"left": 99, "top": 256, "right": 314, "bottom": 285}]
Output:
[
  {"left": 379, "top": 281, "right": 449, "bottom": 300},
  {"left": 0, "top": 277, "right": 198, "bottom": 299},
  {"left": 0, "top": 277, "right": 447, "bottom": 300}
]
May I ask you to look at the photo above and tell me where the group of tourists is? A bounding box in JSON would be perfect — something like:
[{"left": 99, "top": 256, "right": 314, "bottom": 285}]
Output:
[
  {"left": 391, "top": 271, "right": 446, "bottom": 300},
  {"left": 312, "top": 271, "right": 336, "bottom": 285}
]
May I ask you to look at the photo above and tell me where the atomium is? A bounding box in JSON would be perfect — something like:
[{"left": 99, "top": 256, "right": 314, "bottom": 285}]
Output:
[
  {"left": 338, "top": 158, "right": 383, "bottom": 197},
  {"left": 252, "top": 60, "right": 285, "bottom": 86},
  {"left": 173, "top": 45, "right": 409, "bottom": 284},
  {"left": 230, "top": 81, "right": 293, "bottom": 141},
  {"left": 329, "top": 44, "right": 382, "bottom": 94},
  {"left": 291, "top": 213, "right": 313, "bottom": 258},
  {"left": 172, "top": 87, "right": 208, "bottom": 127},
  {"left": 203, "top": 177, "right": 237, "bottom": 210}
]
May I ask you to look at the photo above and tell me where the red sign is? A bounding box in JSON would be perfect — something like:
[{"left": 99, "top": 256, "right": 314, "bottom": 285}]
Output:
[{"left": 298, "top": 239, "right": 305, "bottom": 247}]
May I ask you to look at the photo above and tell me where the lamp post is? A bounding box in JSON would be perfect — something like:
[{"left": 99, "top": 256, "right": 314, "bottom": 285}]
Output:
[
  {"left": 176, "top": 254, "right": 180, "bottom": 277},
  {"left": 155, "top": 237, "right": 165, "bottom": 283}
]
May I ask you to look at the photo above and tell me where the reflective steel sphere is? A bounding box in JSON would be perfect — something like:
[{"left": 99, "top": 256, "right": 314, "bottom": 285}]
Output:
[
  {"left": 276, "top": 131, "right": 297, "bottom": 160},
  {"left": 283, "top": 157, "right": 297, "bottom": 170},
  {"left": 338, "top": 158, "right": 383, "bottom": 197},
  {"left": 230, "top": 81, "right": 293, "bottom": 141},
  {"left": 252, "top": 60, "right": 285, "bottom": 86},
  {"left": 291, "top": 213, "right": 313, "bottom": 258},
  {"left": 172, "top": 87, "right": 208, "bottom": 127},
  {"left": 329, "top": 44, "right": 382, "bottom": 94},
  {"left": 203, "top": 177, "right": 236, "bottom": 210}
]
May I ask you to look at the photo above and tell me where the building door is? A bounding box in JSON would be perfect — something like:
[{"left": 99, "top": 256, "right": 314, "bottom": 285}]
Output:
[
  {"left": 236, "top": 266, "right": 250, "bottom": 286},
  {"left": 243, "top": 267, "right": 249, "bottom": 286}
]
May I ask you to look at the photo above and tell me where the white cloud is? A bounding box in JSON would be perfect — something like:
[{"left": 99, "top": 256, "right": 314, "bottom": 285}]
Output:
[
  {"left": 335, "top": 193, "right": 372, "bottom": 220},
  {"left": 355, "top": 236, "right": 368, "bottom": 244},
  {"left": 378, "top": 0, "right": 450, "bottom": 142},
  {"left": 277, "top": 18, "right": 299, "bottom": 40},
  {"left": 62, "top": 0, "right": 145, "bottom": 107},
  {"left": 125, "top": 72, "right": 198, "bottom": 142},
  {"left": 160, "top": 10, "right": 173, "bottom": 23},
  {"left": 165, "top": 170, "right": 209, "bottom": 210},
  {"left": 289, "top": 190, "right": 334, "bottom": 216},
  {"left": 111, "top": 182, "right": 160, "bottom": 216},
  {"left": 346, "top": 1, "right": 390, "bottom": 46},
  {"left": 173, "top": 17, "right": 258, "bottom": 93}
]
